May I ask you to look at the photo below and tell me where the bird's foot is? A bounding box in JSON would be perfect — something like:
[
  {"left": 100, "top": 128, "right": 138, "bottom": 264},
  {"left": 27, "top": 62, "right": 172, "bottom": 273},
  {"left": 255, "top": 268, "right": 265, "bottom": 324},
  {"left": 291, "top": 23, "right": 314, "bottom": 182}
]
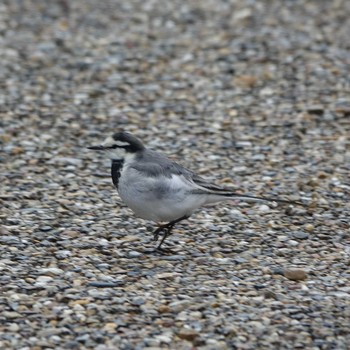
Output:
[
  {"left": 153, "top": 224, "right": 172, "bottom": 242},
  {"left": 153, "top": 229, "right": 163, "bottom": 242}
]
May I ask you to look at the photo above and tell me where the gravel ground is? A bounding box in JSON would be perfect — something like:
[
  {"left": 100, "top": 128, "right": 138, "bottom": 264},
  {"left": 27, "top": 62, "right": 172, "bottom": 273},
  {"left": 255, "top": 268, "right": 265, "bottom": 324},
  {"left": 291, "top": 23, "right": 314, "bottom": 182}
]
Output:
[{"left": 1, "top": 0, "right": 350, "bottom": 349}]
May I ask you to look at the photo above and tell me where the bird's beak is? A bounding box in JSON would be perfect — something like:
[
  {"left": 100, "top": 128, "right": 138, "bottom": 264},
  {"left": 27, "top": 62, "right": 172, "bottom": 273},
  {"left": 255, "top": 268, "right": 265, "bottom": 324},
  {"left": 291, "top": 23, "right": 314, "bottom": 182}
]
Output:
[{"left": 87, "top": 145, "right": 107, "bottom": 151}]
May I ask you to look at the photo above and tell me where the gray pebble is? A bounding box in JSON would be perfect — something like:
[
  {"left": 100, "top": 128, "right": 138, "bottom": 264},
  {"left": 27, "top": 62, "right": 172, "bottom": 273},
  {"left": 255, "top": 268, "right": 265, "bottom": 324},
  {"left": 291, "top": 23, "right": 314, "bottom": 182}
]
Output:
[{"left": 293, "top": 231, "right": 309, "bottom": 240}]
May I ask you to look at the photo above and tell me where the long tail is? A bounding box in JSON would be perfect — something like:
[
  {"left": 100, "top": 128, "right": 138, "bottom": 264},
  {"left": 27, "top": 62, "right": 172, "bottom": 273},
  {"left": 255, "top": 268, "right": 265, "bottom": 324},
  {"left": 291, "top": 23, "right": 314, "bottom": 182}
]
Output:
[
  {"left": 216, "top": 192, "right": 303, "bottom": 206},
  {"left": 192, "top": 187, "right": 303, "bottom": 206}
]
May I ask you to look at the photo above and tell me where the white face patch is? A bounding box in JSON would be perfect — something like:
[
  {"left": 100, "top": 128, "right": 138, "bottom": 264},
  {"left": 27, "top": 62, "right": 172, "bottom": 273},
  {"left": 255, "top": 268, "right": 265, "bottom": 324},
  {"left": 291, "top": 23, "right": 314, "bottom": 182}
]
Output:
[
  {"left": 115, "top": 140, "right": 130, "bottom": 147},
  {"left": 108, "top": 147, "right": 126, "bottom": 160},
  {"left": 101, "top": 136, "right": 115, "bottom": 148},
  {"left": 100, "top": 135, "right": 136, "bottom": 160},
  {"left": 101, "top": 137, "right": 131, "bottom": 148}
]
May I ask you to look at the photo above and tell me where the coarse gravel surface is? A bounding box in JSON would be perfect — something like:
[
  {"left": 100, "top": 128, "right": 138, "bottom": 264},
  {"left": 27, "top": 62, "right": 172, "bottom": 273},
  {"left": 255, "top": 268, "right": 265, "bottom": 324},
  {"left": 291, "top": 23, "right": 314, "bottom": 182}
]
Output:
[{"left": 0, "top": 0, "right": 349, "bottom": 349}]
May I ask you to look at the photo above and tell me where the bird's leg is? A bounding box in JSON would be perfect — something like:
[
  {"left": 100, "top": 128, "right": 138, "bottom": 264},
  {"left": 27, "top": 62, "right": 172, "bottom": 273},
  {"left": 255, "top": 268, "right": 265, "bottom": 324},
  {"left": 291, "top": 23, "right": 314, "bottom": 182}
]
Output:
[
  {"left": 153, "top": 223, "right": 172, "bottom": 243},
  {"left": 152, "top": 215, "right": 189, "bottom": 249},
  {"left": 156, "top": 223, "right": 176, "bottom": 250}
]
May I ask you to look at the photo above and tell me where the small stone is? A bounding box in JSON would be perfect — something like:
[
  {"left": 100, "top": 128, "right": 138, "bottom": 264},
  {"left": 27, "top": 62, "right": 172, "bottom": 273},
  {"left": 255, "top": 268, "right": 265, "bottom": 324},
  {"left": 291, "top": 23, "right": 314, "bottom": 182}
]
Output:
[
  {"left": 144, "top": 338, "right": 161, "bottom": 347},
  {"left": 189, "top": 311, "right": 202, "bottom": 319},
  {"left": 87, "top": 281, "right": 124, "bottom": 288},
  {"left": 103, "top": 323, "right": 117, "bottom": 333},
  {"left": 155, "top": 272, "right": 178, "bottom": 279},
  {"left": 3, "top": 311, "right": 21, "bottom": 318},
  {"left": 39, "top": 226, "right": 52, "bottom": 232},
  {"left": 55, "top": 250, "right": 72, "bottom": 259},
  {"left": 307, "top": 177, "right": 319, "bottom": 187},
  {"left": 169, "top": 300, "right": 191, "bottom": 312},
  {"left": 284, "top": 269, "right": 307, "bottom": 281},
  {"left": 252, "top": 154, "right": 266, "bottom": 161},
  {"left": 161, "top": 255, "right": 186, "bottom": 261},
  {"left": 229, "top": 209, "right": 243, "bottom": 217},
  {"left": 228, "top": 109, "right": 238, "bottom": 117},
  {"left": 235, "top": 141, "right": 252, "bottom": 148},
  {"left": 11, "top": 147, "right": 25, "bottom": 155},
  {"left": 177, "top": 328, "right": 199, "bottom": 341},
  {"left": 155, "top": 334, "right": 172, "bottom": 344},
  {"left": 288, "top": 239, "right": 299, "bottom": 246},
  {"left": 293, "top": 231, "right": 309, "bottom": 240},
  {"left": 128, "top": 251, "right": 142, "bottom": 258},
  {"left": 307, "top": 105, "right": 324, "bottom": 115},
  {"left": 317, "top": 171, "right": 328, "bottom": 179},
  {"left": 205, "top": 339, "right": 228, "bottom": 349},
  {"left": 7, "top": 323, "right": 20, "bottom": 332},
  {"left": 259, "top": 87, "right": 274, "bottom": 96},
  {"left": 35, "top": 275, "right": 54, "bottom": 286},
  {"left": 70, "top": 299, "right": 91, "bottom": 306},
  {"left": 62, "top": 230, "right": 80, "bottom": 238},
  {"left": 235, "top": 75, "right": 257, "bottom": 88},
  {"left": 131, "top": 297, "right": 145, "bottom": 306},
  {"left": 264, "top": 290, "right": 278, "bottom": 299},
  {"left": 304, "top": 224, "right": 315, "bottom": 232},
  {"left": 234, "top": 257, "right": 247, "bottom": 264},
  {"left": 257, "top": 204, "right": 270, "bottom": 212},
  {"left": 334, "top": 101, "right": 350, "bottom": 115},
  {"left": 40, "top": 267, "right": 64, "bottom": 276},
  {"left": 158, "top": 305, "right": 171, "bottom": 313}
]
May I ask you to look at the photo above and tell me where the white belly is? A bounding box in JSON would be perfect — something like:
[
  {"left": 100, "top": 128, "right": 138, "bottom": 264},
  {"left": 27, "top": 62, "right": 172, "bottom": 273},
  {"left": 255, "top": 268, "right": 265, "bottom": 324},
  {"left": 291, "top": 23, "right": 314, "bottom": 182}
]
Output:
[
  {"left": 118, "top": 171, "right": 208, "bottom": 222},
  {"left": 125, "top": 192, "right": 207, "bottom": 222}
]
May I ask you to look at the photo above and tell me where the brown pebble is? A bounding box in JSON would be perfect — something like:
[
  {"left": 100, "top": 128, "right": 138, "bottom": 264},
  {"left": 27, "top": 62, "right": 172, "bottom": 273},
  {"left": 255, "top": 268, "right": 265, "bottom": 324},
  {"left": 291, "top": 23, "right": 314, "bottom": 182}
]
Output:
[
  {"left": 317, "top": 171, "right": 328, "bottom": 179},
  {"left": 264, "top": 290, "right": 278, "bottom": 299},
  {"left": 234, "top": 75, "right": 258, "bottom": 88},
  {"left": 69, "top": 299, "right": 91, "bottom": 306},
  {"left": 177, "top": 328, "right": 199, "bottom": 341},
  {"left": 62, "top": 230, "right": 80, "bottom": 238},
  {"left": 307, "top": 177, "right": 319, "bottom": 187},
  {"left": 158, "top": 305, "right": 171, "bottom": 313},
  {"left": 103, "top": 322, "right": 117, "bottom": 333},
  {"left": 284, "top": 269, "right": 307, "bottom": 281},
  {"left": 11, "top": 147, "right": 25, "bottom": 155}
]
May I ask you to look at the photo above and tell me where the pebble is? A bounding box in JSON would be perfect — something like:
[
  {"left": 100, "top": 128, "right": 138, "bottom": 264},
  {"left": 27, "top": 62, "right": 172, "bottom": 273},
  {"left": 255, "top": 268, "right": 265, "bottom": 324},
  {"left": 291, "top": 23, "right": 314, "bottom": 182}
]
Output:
[
  {"left": 156, "top": 272, "right": 178, "bottom": 279},
  {"left": 169, "top": 300, "right": 191, "bottom": 313},
  {"left": 293, "top": 231, "right": 309, "bottom": 240},
  {"left": 87, "top": 281, "right": 124, "bottom": 288},
  {"left": 131, "top": 297, "right": 145, "bottom": 306},
  {"left": 39, "top": 268, "right": 65, "bottom": 276},
  {"left": 127, "top": 250, "right": 143, "bottom": 258},
  {"left": 177, "top": 328, "right": 199, "bottom": 341},
  {"left": 257, "top": 205, "right": 270, "bottom": 212},
  {"left": 304, "top": 224, "right": 315, "bottom": 232},
  {"left": 35, "top": 276, "right": 54, "bottom": 286},
  {"left": 154, "top": 334, "right": 172, "bottom": 344},
  {"left": 288, "top": 239, "right": 300, "bottom": 247},
  {"left": 284, "top": 269, "right": 308, "bottom": 281}
]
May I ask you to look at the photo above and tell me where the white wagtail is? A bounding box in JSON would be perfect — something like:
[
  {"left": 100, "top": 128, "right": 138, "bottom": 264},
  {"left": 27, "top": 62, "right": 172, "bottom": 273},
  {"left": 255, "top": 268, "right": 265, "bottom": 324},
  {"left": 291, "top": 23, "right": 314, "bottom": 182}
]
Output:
[{"left": 88, "top": 132, "right": 300, "bottom": 250}]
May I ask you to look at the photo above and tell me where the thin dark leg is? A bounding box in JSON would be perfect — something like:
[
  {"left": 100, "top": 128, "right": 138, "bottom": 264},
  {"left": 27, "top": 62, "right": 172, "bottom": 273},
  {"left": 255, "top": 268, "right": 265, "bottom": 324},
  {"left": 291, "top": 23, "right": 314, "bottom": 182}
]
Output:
[{"left": 152, "top": 215, "right": 189, "bottom": 249}]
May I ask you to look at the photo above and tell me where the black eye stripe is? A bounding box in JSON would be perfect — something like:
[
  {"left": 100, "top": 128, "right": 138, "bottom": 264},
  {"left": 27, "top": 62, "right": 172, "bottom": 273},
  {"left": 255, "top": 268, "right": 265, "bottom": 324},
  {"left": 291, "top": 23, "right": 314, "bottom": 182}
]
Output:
[
  {"left": 108, "top": 142, "right": 140, "bottom": 153},
  {"left": 108, "top": 144, "right": 130, "bottom": 149}
]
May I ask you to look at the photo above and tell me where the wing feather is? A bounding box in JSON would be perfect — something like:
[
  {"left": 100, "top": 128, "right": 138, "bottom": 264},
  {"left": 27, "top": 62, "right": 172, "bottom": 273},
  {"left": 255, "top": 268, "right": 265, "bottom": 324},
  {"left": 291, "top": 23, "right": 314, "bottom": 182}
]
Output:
[{"left": 130, "top": 150, "right": 301, "bottom": 205}]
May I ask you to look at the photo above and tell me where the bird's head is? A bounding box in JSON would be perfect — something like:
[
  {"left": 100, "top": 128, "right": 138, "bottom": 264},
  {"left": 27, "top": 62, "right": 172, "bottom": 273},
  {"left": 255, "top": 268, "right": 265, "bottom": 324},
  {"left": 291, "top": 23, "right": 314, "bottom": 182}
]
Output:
[{"left": 88, "top": 132, "right": 145, "bottom": 160}]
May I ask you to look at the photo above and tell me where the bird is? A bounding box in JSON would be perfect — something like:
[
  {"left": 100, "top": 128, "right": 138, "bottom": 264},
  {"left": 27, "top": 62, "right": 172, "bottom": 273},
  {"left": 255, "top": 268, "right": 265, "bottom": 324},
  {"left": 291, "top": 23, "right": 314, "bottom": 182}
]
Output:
[{"left": 88, "top": 131, "right": 301, "bottom": 250}]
